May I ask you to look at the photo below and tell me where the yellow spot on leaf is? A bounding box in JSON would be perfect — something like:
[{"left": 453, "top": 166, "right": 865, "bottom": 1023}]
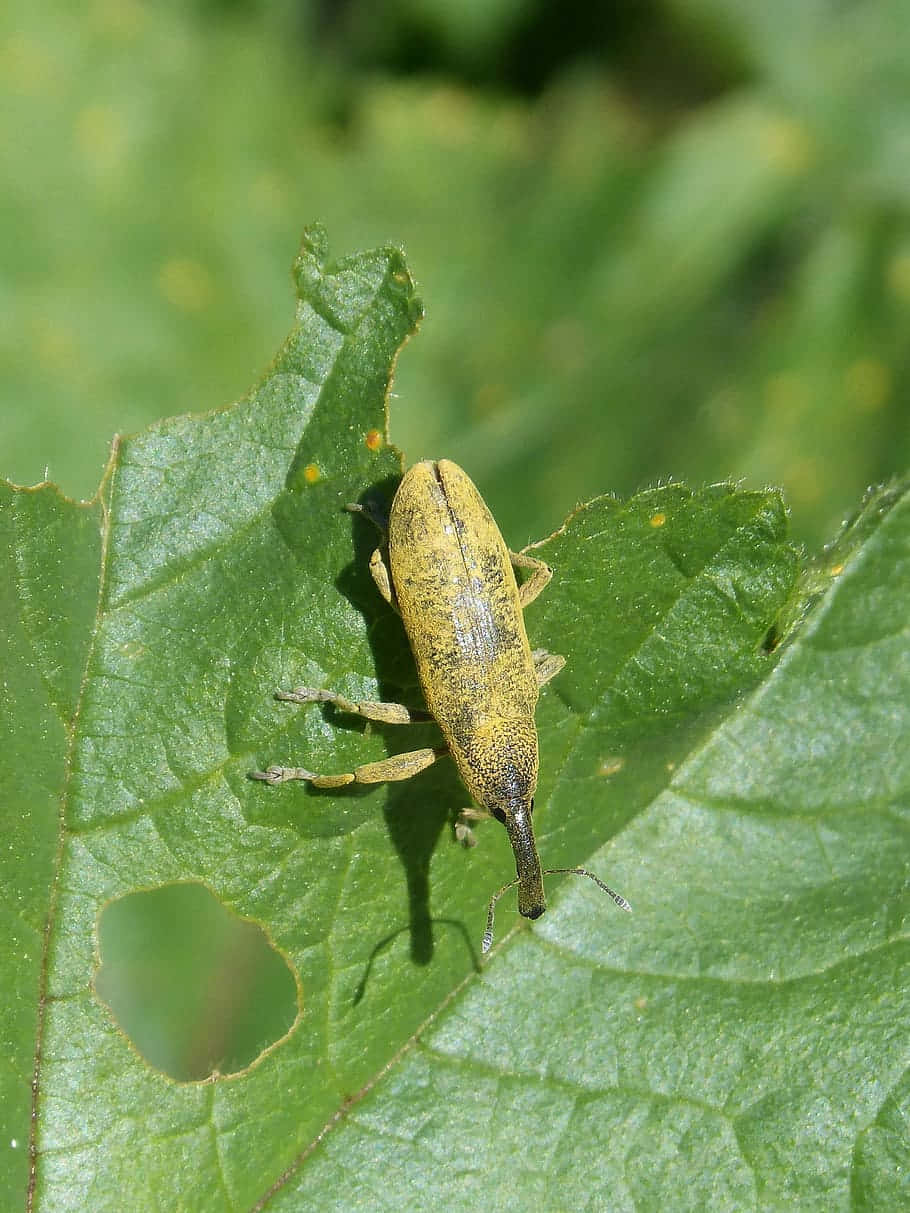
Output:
[
  {"left": 649, "top": 512, "right": 666, "bottom": 528},
  {"left": 365, "top": 429, "right": 382, "bottom": 452},
  {"left": 304, "top": 464, "right": 321, "bottom": 484}
]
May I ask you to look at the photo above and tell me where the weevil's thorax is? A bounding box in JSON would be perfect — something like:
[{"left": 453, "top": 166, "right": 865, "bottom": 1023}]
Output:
[{"left": 459, "top": 715, "right": 539, "bottom": 819}]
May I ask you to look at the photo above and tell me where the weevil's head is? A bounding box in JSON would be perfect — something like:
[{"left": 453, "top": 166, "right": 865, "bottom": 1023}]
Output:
[{"left": 465, "top": 718, "right": 546, "bottom": 920}]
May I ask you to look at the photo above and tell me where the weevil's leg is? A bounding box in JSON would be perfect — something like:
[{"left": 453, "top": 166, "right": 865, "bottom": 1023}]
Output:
[
  {"left": 251, "top": 746, "right": 447, "bottom": 787},
  {"left": 531, "top": 649, "right": 566, "bottom": 687},
  {"left": 455, "top": 805, "right": 491, "bottom": 847},
  {"left": 275, "top": 686, "right": 430, "bottom": 724},
  {"left": 510, "top": 549, "right": 553, "bottom": 607},
  {"left": 346, "top": 499, "right": 389, "bottom": 534},
  {"left": 368, "top": 547, "right": 398, "bottom": 611},
  {"left": 346, "top": 501, "right": 400, "bottom": 612}
]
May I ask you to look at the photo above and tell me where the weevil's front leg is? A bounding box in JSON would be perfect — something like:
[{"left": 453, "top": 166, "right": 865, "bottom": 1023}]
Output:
[
  {"left": 251, "top": 745, "right": 448, "bottom": 787},
  {"left": 510, "top": 549, "right": 553, "bottom": 607},
  {"left": 274, "top": 686, "right": 430, "bottom": 724},
  {"left": 346, "top": 501, "right": 399, "bottom": 611},
  {"left": 368, "top": 547, "right": 398, "bottom": 611},
  {"left": 455, "top": 805, "right": 491, "bottom": 847},
  {"left": 531, "top": 648, "right": 566, "bottom": 687}
]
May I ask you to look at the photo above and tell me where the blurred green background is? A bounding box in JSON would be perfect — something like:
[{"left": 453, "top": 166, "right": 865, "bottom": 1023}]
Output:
[{"left": 4, "top": 0, "right": 910, "bottom": 553}]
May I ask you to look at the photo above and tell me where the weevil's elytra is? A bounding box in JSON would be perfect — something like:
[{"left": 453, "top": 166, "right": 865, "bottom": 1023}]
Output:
[
  {"left": 251, "top": 459, "right": 631, "bottom": 951},
  {"left": 389, "top": 462, "right": 544, "bottom": 913}
]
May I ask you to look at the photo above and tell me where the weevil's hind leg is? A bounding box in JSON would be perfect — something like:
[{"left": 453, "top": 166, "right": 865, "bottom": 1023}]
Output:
[
  {"left": 455, "top": 805, "right": 491, "bottom": 848},
  {"left": 273, "top": 686, "right": 430, "bottom": 724},
  {"left": 251, "top": 745, "right": 448, "bottom": 787},
  {"left": 510, "top": 549, "right": 553, "bottom": 607},
  {"left": 531, "top": 648, "right": 566, "bottom": 687}
]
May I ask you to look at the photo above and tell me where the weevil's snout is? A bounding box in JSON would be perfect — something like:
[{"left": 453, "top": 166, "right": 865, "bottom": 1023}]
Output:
[
  {"left": 503, "top": 803, "right": 547, "bottom": 920},
  {"left": 481, "top": 805, "right": 546, "bottom": 954}
]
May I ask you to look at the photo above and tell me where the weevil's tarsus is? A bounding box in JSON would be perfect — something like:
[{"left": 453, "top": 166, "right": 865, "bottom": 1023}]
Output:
[
  {"left": 481, "top": 865, "right": 631, "bottom": 954},
  {"left": 250, "top": 764, "right": 325, "bottom": 786},
  {"left": 454, "top": 822, "right": 478, "bottom": 847},
  {"left": 531, "top": 649, "right": 566, "bottom": 687},
  {"left": 455, "top": 805, "right": 490, "bottom": 847},
  {"left": 275, "top": 686, "right": 429, "bottom": 724},
  {"left": 509, "top": 548, "right": 553, "bottom": 608},
  {"left": 345, "top": 499, "right": 389, "bottom": 534}
]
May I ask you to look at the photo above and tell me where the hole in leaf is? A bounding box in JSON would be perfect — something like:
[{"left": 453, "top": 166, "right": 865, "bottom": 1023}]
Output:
[{"left": 95, "top": 882, "right": 299, "bottom": 1082}]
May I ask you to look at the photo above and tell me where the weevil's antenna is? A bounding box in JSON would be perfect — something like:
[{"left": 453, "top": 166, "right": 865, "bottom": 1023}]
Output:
[
  {"left": 482, "top": 878, "right": 519, "bottom": 953},
  {"left": 542, "top": 868, "right": 633, "bottom": 913},
  {"left": 481, "top": 869, "right": 631, "bottom": 955}
]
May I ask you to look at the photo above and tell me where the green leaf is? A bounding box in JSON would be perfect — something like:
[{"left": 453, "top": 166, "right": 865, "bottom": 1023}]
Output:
[
  {"left": 265, "top": 480, "right": 910, "bottom": 1212},
  {"left": 3, "top": 231, "right": 907, "bottom": 1210}
]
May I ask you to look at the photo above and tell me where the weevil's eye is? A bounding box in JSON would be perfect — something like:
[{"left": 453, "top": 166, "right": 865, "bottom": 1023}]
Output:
[
  {"left": 490, "top": 806, "right": 507, "bottom": 825},
  {"left": 528, "top": 798, "right": 536, "bottom": 815}
]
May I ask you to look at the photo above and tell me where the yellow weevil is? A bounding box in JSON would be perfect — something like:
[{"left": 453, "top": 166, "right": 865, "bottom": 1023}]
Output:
[{"left": 252, "top": 459, "right": 631, "bottom": 951}]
